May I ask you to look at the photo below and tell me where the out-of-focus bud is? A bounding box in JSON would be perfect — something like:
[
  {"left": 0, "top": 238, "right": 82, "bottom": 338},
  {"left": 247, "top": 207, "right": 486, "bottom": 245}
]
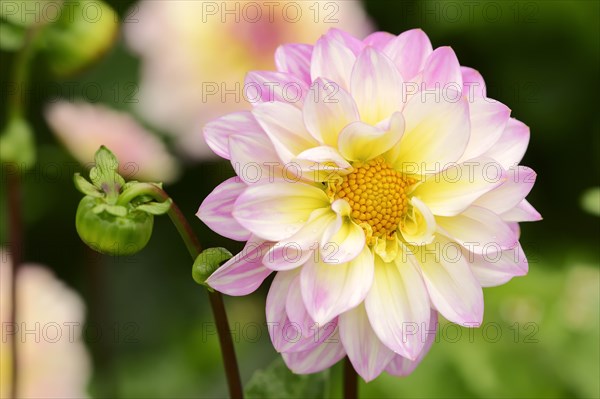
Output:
[
  {"left": 41, "top": 0, "right": 118, "bottom": 75},
  {"left": 192, "top": 248, "right": 233, "bottom": 287},
  {"left": 581, "top": 187, "right": 600, "bottom": 216},
  {"left": 74, "top": 146, "right": 171, "bottom": 256},
  {"left": 0, "top": 117, "right": 36, "bottom": 170},
  {"left": 45, "top": 101, "right": 180, "bottom": 184},
  {"left": 0, "top": 1, "right": 63, "bottom": 27}
]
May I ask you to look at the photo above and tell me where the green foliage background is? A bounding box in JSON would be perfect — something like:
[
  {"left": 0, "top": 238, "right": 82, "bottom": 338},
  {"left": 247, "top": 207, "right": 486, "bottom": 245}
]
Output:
[{"left": 1, "top": 0, "right": 598, "bottom": 398}]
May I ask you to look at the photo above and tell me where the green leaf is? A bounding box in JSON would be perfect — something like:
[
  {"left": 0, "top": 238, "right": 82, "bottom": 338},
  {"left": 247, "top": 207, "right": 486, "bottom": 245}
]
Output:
[
  {"left": 74, "top": 173, "right": 103, "bottom": 197},
  {"left": 192, "top": 248, "right": 233, "bottom": 286},
  {"left": 245, "top": 358, "right": 330, "bottom": 399},
  {"left": 89, "top": 146, "right": 125, "bottom": 204},
  {"left": 0, "top": 21, "right": 25, "bottom": 50},
  {"left": 136, "top": 199, "right": 172, "bottom": 215}
]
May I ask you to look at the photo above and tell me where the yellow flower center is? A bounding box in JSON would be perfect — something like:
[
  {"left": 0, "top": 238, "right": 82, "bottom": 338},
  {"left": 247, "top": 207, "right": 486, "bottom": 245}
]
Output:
[{"left": 329, "top": 158, "right": 415, "bottom": 242}]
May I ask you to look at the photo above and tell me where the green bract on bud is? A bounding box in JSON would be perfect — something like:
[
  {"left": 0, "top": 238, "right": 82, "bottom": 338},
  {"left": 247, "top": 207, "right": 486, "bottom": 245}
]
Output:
[
  {"left": 192, "top": 248, "right": 233, "bottom": 287},
  {"left": 74, "top": 146, "right": 171, "bottom": 256},
  {"left": 41, "top": 0, "right": 118, "bottom": 76},
  {"left": 76, "top": 195, "right": 154, "bottom": 256}
]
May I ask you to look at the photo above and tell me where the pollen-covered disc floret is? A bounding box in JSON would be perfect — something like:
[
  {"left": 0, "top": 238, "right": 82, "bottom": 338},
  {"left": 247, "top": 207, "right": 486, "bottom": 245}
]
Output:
[{"left": 329, "top": 158, "right": 415, "bottom": 242}]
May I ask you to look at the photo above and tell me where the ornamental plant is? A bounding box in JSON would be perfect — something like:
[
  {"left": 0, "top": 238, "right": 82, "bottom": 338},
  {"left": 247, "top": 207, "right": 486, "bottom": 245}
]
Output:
[
  {"left": 197, "top": 28, "right": 541, "bottom": 384},
  {"left": 2, "top": 3, "right": 543, "bottom": 394}
]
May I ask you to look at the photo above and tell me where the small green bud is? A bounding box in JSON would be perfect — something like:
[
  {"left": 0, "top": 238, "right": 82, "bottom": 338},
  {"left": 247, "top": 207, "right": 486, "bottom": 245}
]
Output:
[
  {"left": 74, "top": 146, "right": 171, "bottom": 256},
  {"left": 76, "top": 195, "right": 153, "bottom": 256},
  {"left": 0, "top": 21, "right": 25, "bottom": 51},
  {"left": 0, "top": 1, "right": 62, "bottom": 27},
  {"left": 42, "top": 0, "right": 118, "bottom": 76},
  {"left": 0, "top": 117, "right": 36, "bottom": 170},
  {"left": 192, "top": 248, "right": 233, "bottom": 286}
]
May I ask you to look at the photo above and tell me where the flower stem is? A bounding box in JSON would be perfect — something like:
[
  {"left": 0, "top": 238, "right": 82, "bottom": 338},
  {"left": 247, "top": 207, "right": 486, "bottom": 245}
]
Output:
[
  {"left": 343, "top": 357, "right": 358, "bottom": 399},
  {"left": 7, "top": 171, "right": 23, "bottom": 399},
  {"left": 5, "top": 24, "right": 44, "bottom": 399},
  {"left": 118, "top": 183, "right": 243, "bottom": 398}
]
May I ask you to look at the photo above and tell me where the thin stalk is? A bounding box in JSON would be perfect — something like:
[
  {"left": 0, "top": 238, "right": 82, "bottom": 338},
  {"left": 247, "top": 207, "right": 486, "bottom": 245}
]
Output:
[
  {"left": 5, "top": 24, "right": 44, "bottom": 399},
  {"left": 7, "top": 172, "right": 23, "bottom": 399},
  {"left": 118, "top": 183, "right": 243, "bottom": 398},
  {"left": 343, "top": 357, "right": 358, "bottom": 399}
]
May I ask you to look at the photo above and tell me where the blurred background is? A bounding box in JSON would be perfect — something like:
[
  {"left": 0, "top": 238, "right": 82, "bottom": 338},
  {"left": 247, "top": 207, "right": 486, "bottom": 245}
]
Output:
[{"left": 0, "top": 0, "right": 598, "bottom": 398}]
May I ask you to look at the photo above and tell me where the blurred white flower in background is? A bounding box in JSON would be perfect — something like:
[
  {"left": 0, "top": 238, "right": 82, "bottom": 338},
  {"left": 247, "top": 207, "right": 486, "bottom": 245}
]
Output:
[
  {"left": 0, "top": 251, "right": 91, "bottom": 398},
  {"left": 125, "top": 0, "right": 373, "bottom": 159},
  {"left": 45, "top": 101, "right": 180, "bottom": 184}
]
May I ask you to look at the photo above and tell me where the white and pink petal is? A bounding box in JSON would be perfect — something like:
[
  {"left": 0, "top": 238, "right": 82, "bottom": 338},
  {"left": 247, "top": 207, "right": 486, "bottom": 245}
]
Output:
[
  {"left": 461, "top": 67, "right": 486, "bottom": 98},
  {"left": 303, "top": 78, "right": 359, "bottom": 146},
  {"left": 350, "top": 47, "right": 405, "bottom": 125},
  {"left": 364, "top": 255, "right": 431, "bottom": 360},
  {"left": 311, "top": 31, "right": 357, "bottom": 90},
  {"left": 252, "top": 102, "right": 319, "bottom": 163},
  {"left": 411, "top": 237, "right": 484, "bottom": 327},
  {"left": 282, "top": 327, "right": 346, "bottom": 374},
  {"left": 339, "top": 304, "right": 395, "bottom": 382},
  {"left": 392, "top": 94, "right": 470, "bottom": 175},
  {"left": 301, "top": 246, "right": 374, "bottom": 325},
  {"left": 459, "top": 97, "right": 511, "bottom": 161},
  {"left": 338, "top": 112, "right": 404, "bottom": 162},
  {"left": 401, "top": 197, "right": 437, "bottom": 246},
  {"left": 436, "top": 206, "right": 518, "bottom": 254},
  {"left": 263, "top": 208, "right": 336, "bottom": 271},
  {"left": 203, "top": 112, "right": 264, "bottom": 160},
  {"left": 266, "top": 270, "right": 337, "bottom": 353},
  {"left": 244, "top": 71, "right": 308, "bottom": 106},
  {"left": 206, "top": 237, "right": 272, "bottom": 296},
  {"left": 385, "top": 311, "right": 439, "bottom": 377},
  {"left": 483, "top": 118, "right": 531, "bottom": 169},
  {"left": 383, "top": 29, "right": 433, "bottom": 81},
  {"left": 474, "top": 166, "right": 537, "bottom": 215},
  {"left": 233, "top": 181, "right": 330, "bottom": 242},
  {"left": 362, "top": 31, "right": 396, "bottom": 50},
  {"left": 275, "top": 43, "right": 313, "bottom": 84},
  {"left": 422, "top": 46, "right": 463, "bottom": 91},
  {"left": 321, "top": 199, "right": 366, "bottom": 264},
  {"left": 412, "top": 157, "right": 507, "bottom": 217},
  {"left": 501, "top": 199, "right": 542, "bottom": 222},
  {"left": 197, "top": 177, "right": 251, "bottom": 241},
  {"left": 468, "top": 243, "right": 528, "bottom": 287}
]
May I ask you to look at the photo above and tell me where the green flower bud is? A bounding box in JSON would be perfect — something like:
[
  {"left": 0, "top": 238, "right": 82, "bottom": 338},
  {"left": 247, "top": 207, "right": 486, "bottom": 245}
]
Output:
[
  {"left": 192, "top": 248, "right": 233, "bottom": 287},
  {"left": 76, "top": 195, "right": 153, "bottom": 256},
  {"left": 74, "top": 146, "right": 172, "bottom": 256},
  {"left": 42, "top": 0, "right": 118, "bottom": 76},
  {"left": 0, "top": 117, "right": 36, "bottom": 170}
]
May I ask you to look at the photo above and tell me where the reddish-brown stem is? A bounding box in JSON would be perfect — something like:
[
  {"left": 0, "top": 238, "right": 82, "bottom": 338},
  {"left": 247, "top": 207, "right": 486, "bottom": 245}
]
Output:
[{"left": 343, "top": 357, "right": 358, "bottom": 399}]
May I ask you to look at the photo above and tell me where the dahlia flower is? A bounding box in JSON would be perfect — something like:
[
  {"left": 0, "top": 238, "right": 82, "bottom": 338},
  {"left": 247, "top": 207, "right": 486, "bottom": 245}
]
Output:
[
  {"left": 198, "top": 28, "right": 541, "bottom": 381},
  {"left": 0, "top": 251, "right": 91, "bottom": 398},
  {"left": 45, "top": 101, "right": 180, "bottom": 183},
  {"left": 125, "top": 0, "right": 372, "bottom": 159}
]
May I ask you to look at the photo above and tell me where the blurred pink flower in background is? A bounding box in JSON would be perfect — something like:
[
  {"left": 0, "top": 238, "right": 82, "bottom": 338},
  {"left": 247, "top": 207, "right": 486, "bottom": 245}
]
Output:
[
  {"left": 45, "top": 101, "right": 180, "bottom": 184},
  {"left": 198, "top": 28, "right": 541, "bottom": 381},
  {"left": 125, "top": 0, "right": 373, "bottom": 159},
  {"left": 0, "top": 251, "right": 91, "bottom": 398}
]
